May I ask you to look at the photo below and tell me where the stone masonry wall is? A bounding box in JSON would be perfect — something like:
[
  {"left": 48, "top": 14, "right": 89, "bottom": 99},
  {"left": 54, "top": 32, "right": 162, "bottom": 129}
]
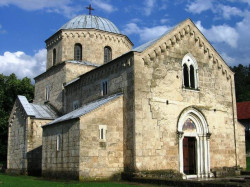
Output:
[
  {"left": 237, "top": 121, "right": 246, "bottom": 168},
  {"left": 65, "top": 53, "right": 136, "bottom": 171},
  {"left": 46, "top": 29, "right": 133, "bottom": 69},
  {"left": 42, "top": 119, "right": 80, "bottom": 179},
  {"left": 46, "top": 36, "right": 63, "bottom": 70},
  {"left": 79, "top": 96, "right": 124, "bottom": 180},
  {"left": 34, "top": 62, "right": 96, "bottom": 114},
  {"left": 132, "top": 20, "right": 244, "bottom": 172},
  {"left": 7, "top": 102, "right": 28, "bottom": 174},
  {"left": 26, "top": 119, "right": 52, "bottom": 175}
]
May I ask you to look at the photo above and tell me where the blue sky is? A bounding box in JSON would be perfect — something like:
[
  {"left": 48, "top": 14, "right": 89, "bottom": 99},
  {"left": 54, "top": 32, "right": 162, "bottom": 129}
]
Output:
[{"left": 0, "top": 0, "right": 250, "bottom": 80}]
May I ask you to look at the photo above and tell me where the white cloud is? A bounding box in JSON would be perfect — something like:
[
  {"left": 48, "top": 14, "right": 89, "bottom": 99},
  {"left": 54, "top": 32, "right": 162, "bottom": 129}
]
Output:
[
  {"left": 186, "top": 0, "right": 214, "bottom": 14},
  {"left": 144, "top": 0, "right": 156, "bottom": 16},
  {"left": 160, "top": 18, "right": 169, "bottom": 24},
  {"left": 228, "top": 0, "right": 250, "bottom": 6},
  {"left": 92, "top": 0, "right": 117, "bottom": 13},
  {"left": 195, "top": 21, "right": 239, "bottom": 48},
  {"left": 123, "top": 22, "right": 171, "bottom": 42},
  {"left": 0, "top": 24, "right": 6, "bottom": 34},
  {"left": 220, "top": 52, "right": 236, "bottom": 66},
  {"left": 0, "top": 49, "right": 46, "bottom": 79},
  {"left": 0, "top": 0, "right": 77, "bottom": 18},
  {"left": 218, "top": 4, "right": 243, "bottom": 19},
  {"left": 186, "top": 0, "right": 245, "bottom": 20}
]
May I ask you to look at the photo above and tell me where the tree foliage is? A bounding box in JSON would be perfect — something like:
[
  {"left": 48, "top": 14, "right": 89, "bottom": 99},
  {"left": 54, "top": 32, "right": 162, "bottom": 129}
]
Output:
[
  {"left": 231, "top": 64, "right": 250, "bottom": 102},
  {"left": 0, "top": 73, "right": 34, "bottom": 164}
]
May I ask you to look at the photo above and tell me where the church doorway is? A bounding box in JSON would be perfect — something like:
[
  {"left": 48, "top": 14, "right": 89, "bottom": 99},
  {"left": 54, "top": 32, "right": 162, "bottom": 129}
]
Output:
[
  {"left": 183, "top": 137, "right": 196, "bottom": 175},
  {"left": 177, "top": 107, "right": 212, "bottom": 179}
]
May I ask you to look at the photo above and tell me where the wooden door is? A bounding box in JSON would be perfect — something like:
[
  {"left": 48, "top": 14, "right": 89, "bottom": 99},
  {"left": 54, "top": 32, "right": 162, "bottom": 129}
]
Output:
[{"left": 183, "top": 137, "right": 196, "bottom": 175}]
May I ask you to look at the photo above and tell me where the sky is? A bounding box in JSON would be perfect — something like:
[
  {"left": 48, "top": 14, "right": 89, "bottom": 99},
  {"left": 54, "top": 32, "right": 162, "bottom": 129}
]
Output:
[{"left": 0, "top": 0, "right": 250, "bottom": 80}]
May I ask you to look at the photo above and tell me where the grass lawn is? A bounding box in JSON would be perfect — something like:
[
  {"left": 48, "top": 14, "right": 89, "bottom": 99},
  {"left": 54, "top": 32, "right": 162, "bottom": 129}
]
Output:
[{"left": 0, "top": 173, "right": 157, "bottom": 187}]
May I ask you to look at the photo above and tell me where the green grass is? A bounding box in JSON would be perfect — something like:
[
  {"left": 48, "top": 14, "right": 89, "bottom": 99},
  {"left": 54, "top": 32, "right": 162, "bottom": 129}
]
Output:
[
  {"left": 0, "top": 173, "right": 156, "bottom": 187},
  {"left": 246, "top": 157, "right": 250, "bottom": 171}
]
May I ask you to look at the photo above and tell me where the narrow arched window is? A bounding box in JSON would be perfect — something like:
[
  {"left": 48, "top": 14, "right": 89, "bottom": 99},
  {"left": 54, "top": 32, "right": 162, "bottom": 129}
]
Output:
[
  {"left": 104, "top": 46, "right": 112, "bottom": 63},
  {"left": 183, "top": 64, "right": 189, "bottom": 88},
  {"left": 182, "top": 53, "right": 199, "bottom": 89},
  {"left": 74, "top": 43, "right": 82, "bottom": 61},
  {"left": 53, "top": 48, "right": 56, "bottom": 66},
  {"left": 190, "top": 65, "right": 195, "bottom": 88}
]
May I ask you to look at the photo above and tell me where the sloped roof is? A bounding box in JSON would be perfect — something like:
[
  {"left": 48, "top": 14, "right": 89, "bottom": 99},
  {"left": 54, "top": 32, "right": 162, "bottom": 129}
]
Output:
[
  {"left": 44, "top": 93, "right": 123, "bottom": 126},
  {"left": 237, "top": 101, "right": 250, "bottom": 120},
  {"left": 18, "top": 95, "right": 58, "bottom": 120},
  {"left": 133, "top": 29, "right": 173, "bottom": 52},
  {"left": 66, "top": 60, "right": 100, "bottom": 67},
  {"left": 132, "top": 21, "right": 182, "bottom": 52}
]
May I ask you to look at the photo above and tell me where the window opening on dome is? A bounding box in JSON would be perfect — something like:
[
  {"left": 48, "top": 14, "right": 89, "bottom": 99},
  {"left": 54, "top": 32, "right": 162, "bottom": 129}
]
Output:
[
  {"left": 74, "top": 44, "right": 82, "bottom": 61},
  {"left": 104, "top": 46, "right": 112, "bottom": 64},
  {"left": 53, "top": 48, "right": 56, "bottom": 66}
]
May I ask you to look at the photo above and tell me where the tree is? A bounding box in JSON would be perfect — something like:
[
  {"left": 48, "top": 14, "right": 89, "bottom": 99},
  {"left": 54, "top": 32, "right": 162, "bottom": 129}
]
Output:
[
  {"left": 0, "top": 73, "right": 34, "bottom": 165},
  {"left": 231, "top": 64, "right": 250, "bottom": 102}
]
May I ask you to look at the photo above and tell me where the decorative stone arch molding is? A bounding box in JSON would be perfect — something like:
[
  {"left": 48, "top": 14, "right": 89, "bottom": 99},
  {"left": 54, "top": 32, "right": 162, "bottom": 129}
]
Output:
[{"left": 177, "top": 107, "right": 213, "bottom": 179}]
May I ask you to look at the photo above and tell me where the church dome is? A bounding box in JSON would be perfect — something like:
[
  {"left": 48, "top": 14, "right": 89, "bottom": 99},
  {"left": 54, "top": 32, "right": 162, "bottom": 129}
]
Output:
[{"left": 60, "top": 15, "right": 121, "bottom": 34}]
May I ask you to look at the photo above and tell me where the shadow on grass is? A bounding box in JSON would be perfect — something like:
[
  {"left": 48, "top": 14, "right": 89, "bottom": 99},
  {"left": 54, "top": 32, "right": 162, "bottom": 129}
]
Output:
[{"left": 0, "top": 173, "right": 158, "bottom": 187}]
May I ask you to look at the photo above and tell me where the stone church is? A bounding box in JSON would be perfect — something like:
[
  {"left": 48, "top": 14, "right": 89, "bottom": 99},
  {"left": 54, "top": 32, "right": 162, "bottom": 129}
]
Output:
[{"left": 7, "top": 13, "right": 246, "bottom": 180}]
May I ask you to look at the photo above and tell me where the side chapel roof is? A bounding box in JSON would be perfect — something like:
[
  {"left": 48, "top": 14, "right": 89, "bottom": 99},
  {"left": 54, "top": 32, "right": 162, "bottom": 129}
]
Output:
[
  {"left": 44, "top": 93, "right": 123, "bottom": 127},
  {"left": 17, "top": 95, "right": 58, "bottom": 120}
]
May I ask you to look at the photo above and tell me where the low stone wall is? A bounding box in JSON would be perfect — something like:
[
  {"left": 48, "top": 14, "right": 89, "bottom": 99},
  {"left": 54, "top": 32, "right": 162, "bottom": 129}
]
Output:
[
  {"left": 122, "top": 170, "right": 183, "bottom": 181},
  {"left": 211, "top": 167, "right": 242, "bottom": 178}
]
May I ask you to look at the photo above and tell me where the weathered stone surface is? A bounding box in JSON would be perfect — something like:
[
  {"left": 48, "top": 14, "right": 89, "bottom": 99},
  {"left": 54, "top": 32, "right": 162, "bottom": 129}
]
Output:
[{"left": 8, "top": 17, "right": 246, "bottom": 181}]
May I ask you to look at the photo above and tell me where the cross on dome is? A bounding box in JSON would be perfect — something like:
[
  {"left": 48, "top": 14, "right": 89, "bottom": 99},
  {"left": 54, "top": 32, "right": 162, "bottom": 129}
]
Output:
[{"left": 86, "top": 4, "right": 94, "bottom": 15}]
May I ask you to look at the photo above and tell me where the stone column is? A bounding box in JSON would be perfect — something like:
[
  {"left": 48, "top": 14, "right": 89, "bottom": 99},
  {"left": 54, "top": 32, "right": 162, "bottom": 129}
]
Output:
[{"left": 177, "top": 131, "right": 184, "bottom": 174}]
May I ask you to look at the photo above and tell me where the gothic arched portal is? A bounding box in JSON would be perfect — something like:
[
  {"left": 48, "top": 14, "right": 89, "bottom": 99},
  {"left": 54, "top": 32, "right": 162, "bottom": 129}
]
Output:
[{"left": 177, "top": 107, "right": 213, "bottom": 179}]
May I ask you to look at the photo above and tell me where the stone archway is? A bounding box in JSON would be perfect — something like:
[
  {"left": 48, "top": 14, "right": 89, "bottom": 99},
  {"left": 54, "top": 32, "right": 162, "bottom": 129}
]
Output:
[{"left": 177, "top": 107, "right": 212, "bottom": 179}]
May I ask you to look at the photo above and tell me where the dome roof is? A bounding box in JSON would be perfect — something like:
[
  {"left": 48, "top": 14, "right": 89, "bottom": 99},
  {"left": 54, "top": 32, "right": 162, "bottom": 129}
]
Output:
[{"left": 60, "top": 15, "right": 121, "bottom": 34}]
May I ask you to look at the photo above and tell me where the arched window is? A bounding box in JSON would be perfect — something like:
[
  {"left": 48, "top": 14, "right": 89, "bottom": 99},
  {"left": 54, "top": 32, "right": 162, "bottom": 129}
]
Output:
[
  {"left": 183, "top": 64, "right": 189, "bottom": 88},
  {"left": 74, "top": 43, "right": 82, "bottom": 61},
  {"left": 53, "top": 48, "right": 56, "bottom": 66},
  {"left": 104, "top": 46, "right": 112, "bottom": 63},
  {"left": 190, "top": 65, "right": 195, "bottom": 88},
  {"left": 182, "top": 53, "right": 199, "bottom": 89}
]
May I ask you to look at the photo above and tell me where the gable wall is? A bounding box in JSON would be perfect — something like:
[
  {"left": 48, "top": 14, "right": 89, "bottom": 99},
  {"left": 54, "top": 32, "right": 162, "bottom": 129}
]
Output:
[
  {"left": 7, "top": 100, "right": 52, "bottom": 175},
  {"left": 7, "top": 102, "right": 28, "bottom": 174},
  {"left": 133, "top": 21, "right": 245, "bottom": 172}
]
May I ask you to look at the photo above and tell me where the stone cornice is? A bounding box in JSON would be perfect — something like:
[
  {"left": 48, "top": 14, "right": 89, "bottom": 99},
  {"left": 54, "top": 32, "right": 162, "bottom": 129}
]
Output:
[
  {"left": 139, "top": 19, "right": 233, "bottom": 80},
  {"left": 46, "top": 29, "right": 133, "bottom": 50}
]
